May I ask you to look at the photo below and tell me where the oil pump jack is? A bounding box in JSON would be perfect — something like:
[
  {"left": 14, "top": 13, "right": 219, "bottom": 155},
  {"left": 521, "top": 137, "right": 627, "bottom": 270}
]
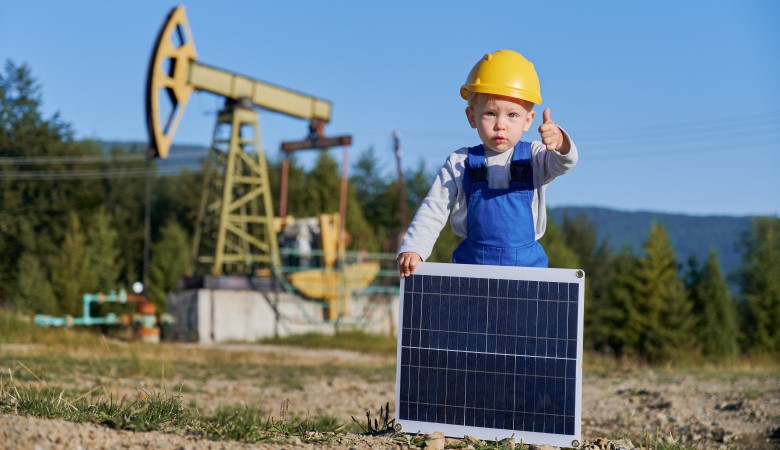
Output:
[{"left": 145, "top": 5, "right": 378, "bottom": 320}]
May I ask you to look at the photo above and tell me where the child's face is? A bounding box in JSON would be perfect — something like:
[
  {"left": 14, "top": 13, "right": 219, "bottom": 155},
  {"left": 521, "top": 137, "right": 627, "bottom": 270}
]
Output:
[{"left": 466, "top": 94, "right": 536, "bottom": 153}]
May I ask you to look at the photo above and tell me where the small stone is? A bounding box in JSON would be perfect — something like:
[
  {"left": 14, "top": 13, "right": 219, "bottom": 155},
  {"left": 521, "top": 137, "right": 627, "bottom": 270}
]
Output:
[
  {"left": 464, "top": 435, "right": 483, "bottom": 446},
  {"left": 612, "top": 438, "right": 634, "bottom": 450},
  {"left": 426, "top": 431, "right": 446, "bottom": 450},
  {"left": 500, "top": 436, "right": 516, "bottom": 449}
]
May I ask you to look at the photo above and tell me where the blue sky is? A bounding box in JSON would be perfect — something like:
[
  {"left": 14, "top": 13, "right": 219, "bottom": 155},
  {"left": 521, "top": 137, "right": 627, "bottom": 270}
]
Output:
[{"left": 2, "top": 1, "right": 778, "bottom": 216}]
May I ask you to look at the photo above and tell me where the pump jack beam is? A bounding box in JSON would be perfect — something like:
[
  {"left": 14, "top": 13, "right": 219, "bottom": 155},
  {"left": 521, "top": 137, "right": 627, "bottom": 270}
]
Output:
[{"left": 280, "top": 135, "right": 352, "bottom": 152}]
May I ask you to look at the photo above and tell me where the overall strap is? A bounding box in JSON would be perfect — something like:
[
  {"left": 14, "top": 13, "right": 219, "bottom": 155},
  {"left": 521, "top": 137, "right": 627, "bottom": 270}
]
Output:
[
  {"left": 463, "top": 145, "right": 487, "bottom": 199},
  {"left": 509, "top": 141, "right": 533, "bottom": 190}
]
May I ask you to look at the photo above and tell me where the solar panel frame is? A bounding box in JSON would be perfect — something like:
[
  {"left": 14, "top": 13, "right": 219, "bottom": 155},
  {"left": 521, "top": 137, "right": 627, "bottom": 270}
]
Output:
[{"left": 395, "top": 262, "right": 585, "bottom": 448}]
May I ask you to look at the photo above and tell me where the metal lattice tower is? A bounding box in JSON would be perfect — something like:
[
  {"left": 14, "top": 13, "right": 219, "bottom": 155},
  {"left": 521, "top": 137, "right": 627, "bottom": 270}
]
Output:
[{"left": 192, "top": 99, "right": 280, "bottom": 275}]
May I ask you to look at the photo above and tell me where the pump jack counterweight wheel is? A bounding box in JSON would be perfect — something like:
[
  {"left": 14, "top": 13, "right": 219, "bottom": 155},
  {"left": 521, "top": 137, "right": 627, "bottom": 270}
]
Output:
[{"left": 145, "top": 6, "right": 197, "bottom": 159}]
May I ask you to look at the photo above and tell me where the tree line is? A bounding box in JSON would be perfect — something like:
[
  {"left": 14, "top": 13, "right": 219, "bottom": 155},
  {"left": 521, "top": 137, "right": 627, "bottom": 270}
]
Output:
[{"left": 1, "top": 61, "right": 778, "bottom": 362}]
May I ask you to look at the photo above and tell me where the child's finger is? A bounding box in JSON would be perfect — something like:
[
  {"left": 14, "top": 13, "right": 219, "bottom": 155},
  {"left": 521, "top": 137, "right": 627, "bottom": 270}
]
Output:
[{"left": 542, "top": 107, "right": 553, "bottom": 124}]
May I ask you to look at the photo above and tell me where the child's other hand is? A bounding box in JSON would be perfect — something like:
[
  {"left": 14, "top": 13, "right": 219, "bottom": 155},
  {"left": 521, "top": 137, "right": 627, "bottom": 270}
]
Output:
[
  {"left": 397, "top": 252, "right": 422, "bottom": 278},
  {"left": 538, "top": 108, "right": 570, "bottom": 154}
]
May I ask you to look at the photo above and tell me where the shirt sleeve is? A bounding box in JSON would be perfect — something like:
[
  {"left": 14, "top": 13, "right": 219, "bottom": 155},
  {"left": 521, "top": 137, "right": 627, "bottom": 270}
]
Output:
[
  {"left": 397, "top": 149, "right": 465, "bottom": 261},
  {"left": 532, "top": 127, "right": 578, "bottom": 184}
]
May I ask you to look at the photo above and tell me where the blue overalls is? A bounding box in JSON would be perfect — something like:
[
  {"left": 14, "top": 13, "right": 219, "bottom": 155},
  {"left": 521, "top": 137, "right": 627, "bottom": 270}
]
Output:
[{"left": 451, "top": 141, "right": 548, "bottom": 268}]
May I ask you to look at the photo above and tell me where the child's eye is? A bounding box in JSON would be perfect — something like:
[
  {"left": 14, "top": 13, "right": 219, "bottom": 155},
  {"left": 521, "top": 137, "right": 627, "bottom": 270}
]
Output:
[
  {"left": 508, "top": 113, "right": 519, "bottom": 118},
  {"left": 485, "top": 111, "right": 495, "bottom": 117}
]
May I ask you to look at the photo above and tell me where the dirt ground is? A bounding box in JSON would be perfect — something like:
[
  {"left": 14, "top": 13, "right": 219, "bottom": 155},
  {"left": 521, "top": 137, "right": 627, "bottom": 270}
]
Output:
[{"left": 1, "top": 343, "right": 779, "bottom": 450}]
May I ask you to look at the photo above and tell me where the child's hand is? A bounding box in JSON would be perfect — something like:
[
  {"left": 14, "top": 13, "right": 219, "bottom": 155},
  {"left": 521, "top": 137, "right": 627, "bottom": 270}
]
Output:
[
  {"left": 538, "top": 108, "right": 571, "bottom": 154},
  {"left": 397, "top": 252, "right": 422, "bottom": 278}
]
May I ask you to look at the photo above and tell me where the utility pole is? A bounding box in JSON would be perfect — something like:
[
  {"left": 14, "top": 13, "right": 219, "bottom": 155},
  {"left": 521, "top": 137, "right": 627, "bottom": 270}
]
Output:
[{"left": 393, "top": 130, "right": 408, "bottom": 249}]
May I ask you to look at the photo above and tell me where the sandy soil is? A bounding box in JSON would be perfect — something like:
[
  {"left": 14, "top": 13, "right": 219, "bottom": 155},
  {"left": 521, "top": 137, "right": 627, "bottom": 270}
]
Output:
[{"left": 1, "top": 343, "right": 778, "bottom": 450}]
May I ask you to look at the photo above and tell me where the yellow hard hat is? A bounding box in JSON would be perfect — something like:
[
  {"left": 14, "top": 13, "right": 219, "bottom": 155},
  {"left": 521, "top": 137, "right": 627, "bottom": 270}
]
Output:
[{"left": 460, "top": 49, "right": 542, "bottom": 104}]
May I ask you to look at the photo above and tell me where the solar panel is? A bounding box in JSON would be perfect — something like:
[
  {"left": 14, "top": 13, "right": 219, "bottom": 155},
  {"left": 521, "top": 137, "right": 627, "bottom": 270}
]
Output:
[{"left": 395, "top": 262, "right": 584, "bottom": 448}]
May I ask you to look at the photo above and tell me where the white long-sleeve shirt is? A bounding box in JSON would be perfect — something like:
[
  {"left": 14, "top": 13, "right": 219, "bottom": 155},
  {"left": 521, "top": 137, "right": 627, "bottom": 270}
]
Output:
[{"left": 398, "top": 134, "right": 578, "bottom": 261}]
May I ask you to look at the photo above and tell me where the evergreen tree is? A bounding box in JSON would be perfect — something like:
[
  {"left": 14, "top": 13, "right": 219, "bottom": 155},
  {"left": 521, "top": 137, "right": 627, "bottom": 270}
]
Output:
[
  {"left": 598, "top": 247, "right": 640, "bottom": 355},
  {"left": 85, "top": 206, "right": 122, "bottom": 292},
  {"left": 351, "top": 147, "right": 389, "bottom": 213},
  {"left": 343, "top": 178, "right": 374, "bottom": 252},
  {"left": 0, "top": 61, "right": 67, "bottom": 301},
  {"left": 300, "top": 152, "right": 341, "bottom": 216},
  {"left": 100, "top": 142, "right": 177, "bottom": 288},
  {"left": 148, "top": 219, "right": 192, "bottom": 311},
  {"left": 737, "top": 217, "right": 780, "bottom": 355},
  {"left": 625, "top": 223, "right": 695, "bottom": 362},
  {"left": 406, "top": 159, "right": 434, "bottom": 209},
  {"left": 0, "top": 61, "right": 104, "bottom": 304},
  {"left": 49, "top": 213, "right": 92, "bottom": 316},
  {"left": 540, "top": 214, "right": 579, "bottom": 269},
  {"left": 351, "top": 147, "right": 413, "bottom": 251},
  {"left": 561, "top": 213, "right": 614, "bottom": 350},
  {"left": 13, "top": 252, "right": 57, "bottom": 314},
  {"left": 686, "top": 249, "right": 739, "bottom": 360}
]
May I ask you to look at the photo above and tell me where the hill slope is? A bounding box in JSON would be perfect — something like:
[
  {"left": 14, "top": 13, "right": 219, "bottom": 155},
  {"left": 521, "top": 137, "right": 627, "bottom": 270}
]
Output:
[{"left": 549, "top": 206, "right": 753, "bottom": 279}]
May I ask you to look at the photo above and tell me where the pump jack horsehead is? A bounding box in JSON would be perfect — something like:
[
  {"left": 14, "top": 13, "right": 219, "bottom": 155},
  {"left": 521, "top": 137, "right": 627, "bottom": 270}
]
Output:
[{"left": 145, "top": 5, "right": 378, "bottom": 320}]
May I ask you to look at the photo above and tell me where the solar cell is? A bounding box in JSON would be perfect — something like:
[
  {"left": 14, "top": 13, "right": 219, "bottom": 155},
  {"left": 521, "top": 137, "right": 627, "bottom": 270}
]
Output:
[{"left": 395, "top": 262, "right": 584, "bottom": 448}]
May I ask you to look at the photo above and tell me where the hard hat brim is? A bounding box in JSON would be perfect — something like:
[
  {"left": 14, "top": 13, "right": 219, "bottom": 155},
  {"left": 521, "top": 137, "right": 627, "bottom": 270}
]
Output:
[{"left": 460, "top": 84, "right": 542, "bottom": 105}]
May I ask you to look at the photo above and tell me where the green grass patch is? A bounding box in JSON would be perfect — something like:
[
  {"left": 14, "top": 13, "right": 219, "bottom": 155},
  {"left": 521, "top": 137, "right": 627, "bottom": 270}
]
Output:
[
  {"left": 259, "top": 331, "right": 397, "bottom": 355},
  {"left": 0, "top": 383, "right": 359, "bottom": 445},
  {"left": 0, "top": 384, "right": 186, "bottom": 432}
]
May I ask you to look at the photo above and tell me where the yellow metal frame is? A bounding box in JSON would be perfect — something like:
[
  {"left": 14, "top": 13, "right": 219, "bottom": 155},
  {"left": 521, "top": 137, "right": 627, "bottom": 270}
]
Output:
[{"left": 192, "top": 104, "right": 279, "bottom": 275}]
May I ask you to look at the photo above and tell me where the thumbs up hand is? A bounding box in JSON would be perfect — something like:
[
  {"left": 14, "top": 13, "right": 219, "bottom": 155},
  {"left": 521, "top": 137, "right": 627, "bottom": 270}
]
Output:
[{"left": 538, "top": 108, "right": 568, "bottom": 153}]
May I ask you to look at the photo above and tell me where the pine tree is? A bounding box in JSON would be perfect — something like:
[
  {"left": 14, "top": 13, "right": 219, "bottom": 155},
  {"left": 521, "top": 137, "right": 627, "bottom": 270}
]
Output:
[
  {"left": 85, "top": 206, "right": 122, "bottom": 293},
  {"left": 686, "top": 249, "right": 739, "bottom": 360},
  {"left": 148, "top": 219, "right": 192, "bottom": 311},
  {"left": 540, "top": 215, "right": 580, "bottom": 269},
  {"left": 598, "top": 247, "right": 640, "bottom": 356},
  {"left": 1, "top": 61, "right": 105, "bottom": 305},
  {"left": 300, "top": 152, "right": 341, "bottom": 216},
  {"left": 350, "top": 147, "right": 410, "bottom": 251},
  {"left": 13, "top": 252, "right": 57, "bottom": 314},
  {"left": 737, "top": 217, "right": 780, "bottom": 355},
  {"left": 49, "top": 213, "right": 92, "bottom": 316},
  {"left": 625, "top": 223, "right": 695, "bottom": 362},
  {"left": 562, "top": 213, "right": 614, "bottom": 350},
  {"left": 0, "top": 61, "right": 70, "bottom": 302}
]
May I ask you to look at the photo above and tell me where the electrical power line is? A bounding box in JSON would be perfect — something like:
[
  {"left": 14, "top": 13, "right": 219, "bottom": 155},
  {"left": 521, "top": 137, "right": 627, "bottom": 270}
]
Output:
[{"left": 1, "top": 111, "right": 778, "bottom": 175}]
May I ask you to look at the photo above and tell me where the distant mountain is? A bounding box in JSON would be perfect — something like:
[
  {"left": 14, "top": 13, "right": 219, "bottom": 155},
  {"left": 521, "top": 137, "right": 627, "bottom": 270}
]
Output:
[{"left": 549, "top": 206, "right": 753, "bottom": 279}]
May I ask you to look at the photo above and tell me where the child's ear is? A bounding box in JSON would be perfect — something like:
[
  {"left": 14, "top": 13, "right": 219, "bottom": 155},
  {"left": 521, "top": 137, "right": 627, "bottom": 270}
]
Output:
[
  {"left": 465, "top": 106, "right": 477, "bottom": 128},
  {"left": 524, "top": 109, "right": 536, "bottom": 132}
]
